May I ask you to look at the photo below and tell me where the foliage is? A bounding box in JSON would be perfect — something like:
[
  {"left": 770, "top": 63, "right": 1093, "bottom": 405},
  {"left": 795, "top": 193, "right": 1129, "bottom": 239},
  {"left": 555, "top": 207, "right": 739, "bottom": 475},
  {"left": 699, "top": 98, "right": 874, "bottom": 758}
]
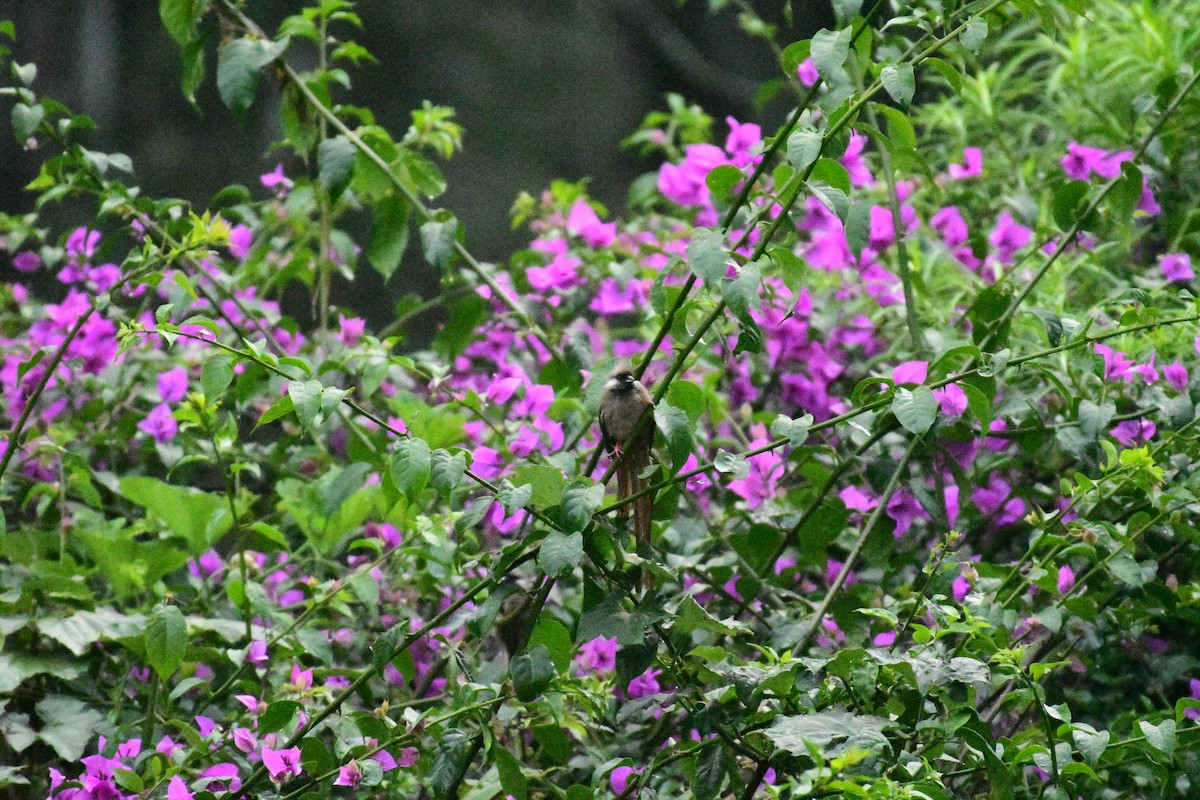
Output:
[{"left": 2, "top": 1, "right": 1200, "bottom": 798}]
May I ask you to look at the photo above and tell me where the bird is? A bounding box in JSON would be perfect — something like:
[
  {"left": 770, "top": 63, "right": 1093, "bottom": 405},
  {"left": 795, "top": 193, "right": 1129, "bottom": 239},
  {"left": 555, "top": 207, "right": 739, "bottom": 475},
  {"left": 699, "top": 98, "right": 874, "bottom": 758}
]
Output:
[{"left": 598, "top": 363, "right": 656, "bottom": 542}]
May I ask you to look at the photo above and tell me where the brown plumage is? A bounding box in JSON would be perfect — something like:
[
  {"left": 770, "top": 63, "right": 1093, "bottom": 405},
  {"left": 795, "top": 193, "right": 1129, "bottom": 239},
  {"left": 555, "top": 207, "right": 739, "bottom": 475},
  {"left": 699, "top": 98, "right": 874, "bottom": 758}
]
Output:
[{"left": 598, "top": 364, "right": 656, "bottom": 541}]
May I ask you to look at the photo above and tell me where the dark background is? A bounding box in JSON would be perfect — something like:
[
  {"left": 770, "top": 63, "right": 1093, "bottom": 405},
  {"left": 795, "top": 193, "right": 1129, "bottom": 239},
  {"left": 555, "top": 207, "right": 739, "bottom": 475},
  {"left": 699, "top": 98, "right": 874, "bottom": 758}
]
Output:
[{"left": 0, "top": 1, "right": 833, "bottom": 328}]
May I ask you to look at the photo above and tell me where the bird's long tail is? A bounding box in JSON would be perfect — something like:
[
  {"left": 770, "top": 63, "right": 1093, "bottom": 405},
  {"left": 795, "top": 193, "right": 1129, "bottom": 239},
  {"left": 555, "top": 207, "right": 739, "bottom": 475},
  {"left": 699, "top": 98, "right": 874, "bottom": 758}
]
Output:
[{"left": 617, "top": 447, "right": 652, "bottom": 542}]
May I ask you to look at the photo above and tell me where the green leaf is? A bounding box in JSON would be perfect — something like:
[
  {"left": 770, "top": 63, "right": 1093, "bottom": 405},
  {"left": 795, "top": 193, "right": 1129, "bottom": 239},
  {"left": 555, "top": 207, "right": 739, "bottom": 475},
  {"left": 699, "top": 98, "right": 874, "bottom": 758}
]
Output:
[
  {"left": 693, "top": 744, "right": 728, "bottom": 800},
  {"left": 390, "top": 438, "right": 431, "bottom": 498},
  {"left": 806, "top": 180, "right": 848, "bottom": 221},
  {"left": 419, "top": 214, "right": 459, "bottom": 271},
  {"left": 1138, "top": 719, "right": 1175, "bottom": 761},
  {"left": 722, "top": 259, "right": 761, "bottom": 316},
  {"left": 510, "top": 464, "right": 567, "bottom": 508},
  {"left": 666, "top": 380, "right": 706, "bottom": 424},
  {"left": 924, "top": 56, "right": 962, "bottom": 91},
  {"left": 255, "top": 393, "right": 295, "bottom": 430},
  {"left": 713, "top": 449, "right": 748, "bottom": 478},
  {"left": 258, "top": 700, "right": 300, "bottom": 735},
  {"left": 1073, "top": 727, "right": 1109, "bottom": 765},
  {"left": 705, "top": 164, "right": 743, "bottom": 201},
  {"left": 787, "top": 127, "right": 823, "bottom": 170},
  {"left": 1052, "top": 180, "right": 1090, "bottom": 231},
  {"left": 765, "top": 710, "right": 892, "bottom": 757},
  {"left": 1109, "top": 161, "right": 1144, "bottom": 220},
  {"left": 180, "top": 35, "right": 208, "bottom": 106},
  {"left": 33, "top": 696, "right": 103, "bottom": 761},
  {"left": 685, "top": 228, "right": 727, "bottom": 284},
  {"left": 654, "top": 402, "right": 693, "bottom": 470},
  {"left": 429, "top": 729, "right": 476, "bottom": 797},
  {"left": 892, "top": 386, "right": 936, "bottom": 434},
  {"left": 559, "top": 481, "right": 604, "bottom": 533},
  {"left": 318, "top": 135, "right": 357, "bottom": 201},
  {"left": 960, "top": 17, "right": 988, "bottom": 51},
  {"left": 35, "top": 608, "right": 147, "bottom": 657},
  {"left": 880, "top": 63, "right": 915, "bottom": 106},
  {"left": 771, "top": 413, "right": 814, "bottom": 447},
  {"left": 11, "top": 102, "right": 43, "bottom": 142},
  {"left": 511, "top": 645, "right": 556, "bottom": 701},
  {"left": 430, "top": 448, "right": 467, "bottom": 495},
  {"left": 539, "top": 531, "right": 583, "bottom": 576},
  {"left": 201, "top": 353, "right": 233, "bottom": 399},
  {"left": 495, "top": 480, "right": 532, "bottom": 515},
  {"left": 216, "top": 36, "right": 289, "bottom": 117},
  {"left": 160, "top": 0, "right": 207, "bottom": 46},
  {"left": 493, "top": 746, "right": 528, "bottom": 800},
  {"left": 844, "top": 200, "right": 871, "bottom": 257},
  {"left": 810, "top": 27, "right": 850, "bottom": 85},
  {"left": 119, "top": 477, "right": 231, "bottom": 554},
  {"left": 527, "top": 616, "right": 573, "bottom": 673},
  {"left": 675, "top": 596, "right": 751, "bottom": 637},
  {"left": 961, "top": 381, "right": 993, "bottom": 434},
  {"left": 367, "top": 194, "right": 410, "bottom": 280},
  {"left": 288, "top": 379, "right": 324, "bottom": 432},
  {"left": 144, "top": 604, "right": 187, "bottom": 679}
]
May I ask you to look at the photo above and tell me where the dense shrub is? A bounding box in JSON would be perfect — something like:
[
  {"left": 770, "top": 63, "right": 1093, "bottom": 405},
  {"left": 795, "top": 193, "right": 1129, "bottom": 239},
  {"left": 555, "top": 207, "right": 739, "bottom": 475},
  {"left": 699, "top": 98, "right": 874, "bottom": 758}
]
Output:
[{"left": 2, "top": 1, "right": 1199, "bottom": 798}]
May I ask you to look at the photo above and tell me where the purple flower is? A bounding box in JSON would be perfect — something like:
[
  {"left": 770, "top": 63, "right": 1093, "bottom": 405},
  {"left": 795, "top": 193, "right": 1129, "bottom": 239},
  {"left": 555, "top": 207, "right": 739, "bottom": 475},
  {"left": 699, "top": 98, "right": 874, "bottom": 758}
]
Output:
[
  {"left": 526, "top": 254, "right": 582, "bottom": 293},
  {"left": 872, "top": 630, "right": 897, "bottom": 647},
  {"left": 1164, "top": 360, "right": 1188, "bottom": 390},
  {"left": 947, "top": 146, "right": 982, "bottom": 179},
  {"left": 886, "top": 488, "right": 929, "bottom": 537},
  {"left": 1056, "top": 564, "right": 1076, "bottom": 594},
  {"left": 246, "top": 640, "right": 268, "bottom": 667},
  {"left": 840, "top": 130, "right": 873, "bottom": 187},
  {"left": 88, "top": 263, "right": 122, "bottom": 291},
  {"left": 724, "top": 115, "right": 762, "bottom": 166},
  {"left": 334, "top": 760, "right": 363, "bottom": 788},
  {"left": 138, "top": 403, "right": 178, "bottom": 443},
  {"left": 365, "top": 521, "right": 402, "bottom": 549},
  {"left": 167, "top": 775, "right": 193, "bottom": 800},
  {"left": 12, "top": 251, "right": 40, "bottom": 273},
  {"left": 262, "top": 745, "right": 303, "bottom": 782},
  {"left": 1060, "top": 142, "right": 1108, "bottom": 179},
  {"left": 1094, "top": 343, "right": 1134, "bottom": 382},
  {"left": 1138, "top": 177, "right": 1161, "bottom": 215},
  {"left": 337, "top": 314, "right": 366, "bottom": 346},
  {"left": 1160, "top": 253, "right": 1194, "bottom": 283},
  {"left": 566, "top": 198, "right": 616, "bottom": 248},
  {"left": 952, "top": 574, "right": 971, "bottom": 601},
  {"left": 573, "top": 638, "right": 614, "bottom": 676},
  {"left": 1110, "top": 418, "right": 1155, "bottom": 447},
  {"left": 934, "top": 384, "right": 968, "bottom": 416},
  {"left": 797, "top": 57, "right": 819, "bottom": 87},
  {"left": 590, "top": 278, "right": 648, "bottom": 316},
  {"left": 261, "top": 164, "right": 292, "bottom": 195},
  {"left": 930, "top": 205, "right": 969, "bottom": 248},
  {"left": 372, "top": 749, "right": 398, "bottom": 772},
  {"left": 817, "top": 617, "right": 845, "bottom": 647},
  {"left": 66, "top": 227, "right": 101, "bottom": 260},
  {"left": 158, "top": 367, "right": 188, "bottom": 403},
  {"left": 658, "top": 143, "right": 729, "bottom": 209},
  {"left": 1061, "top": 141, "right": 1134, "bottom": 180},
  {"left": 892, "top": 360, "right": 927, "bottom": 385},
  {"left": 626, "top": 667, "right": 662, "bottom": 698},
  {"left": 839, "top": 485, "right": 878, "bottom": 514},
  {"left": 398, "top": 747, "right": 419, "bottom": 767},
  {"left": 988, "top": 210, "right": 1032, "bottom": 264},
  {"left": 228, "top": 224, "right": 253, "bottom": 259},
  {"left": 610, "top": 765, "right": 641, "bottom": 795},
  {"left": 1184, "top": 678, "right": 1200, "bottom": 721}
]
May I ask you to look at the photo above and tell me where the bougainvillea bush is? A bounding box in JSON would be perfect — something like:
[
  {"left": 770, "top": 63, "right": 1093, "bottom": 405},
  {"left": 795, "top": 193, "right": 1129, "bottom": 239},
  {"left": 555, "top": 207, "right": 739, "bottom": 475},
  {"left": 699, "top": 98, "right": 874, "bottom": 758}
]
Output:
[{"left": 3, "top": 0, "right": 1200, "bottom": 797}]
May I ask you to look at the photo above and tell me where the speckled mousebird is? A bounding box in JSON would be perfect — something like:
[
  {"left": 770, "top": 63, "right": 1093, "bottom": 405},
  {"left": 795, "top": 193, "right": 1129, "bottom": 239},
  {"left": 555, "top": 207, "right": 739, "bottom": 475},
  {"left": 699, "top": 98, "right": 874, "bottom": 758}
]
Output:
[{"left": 598, "top": 363, "right": 655, "bottom": 541}]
